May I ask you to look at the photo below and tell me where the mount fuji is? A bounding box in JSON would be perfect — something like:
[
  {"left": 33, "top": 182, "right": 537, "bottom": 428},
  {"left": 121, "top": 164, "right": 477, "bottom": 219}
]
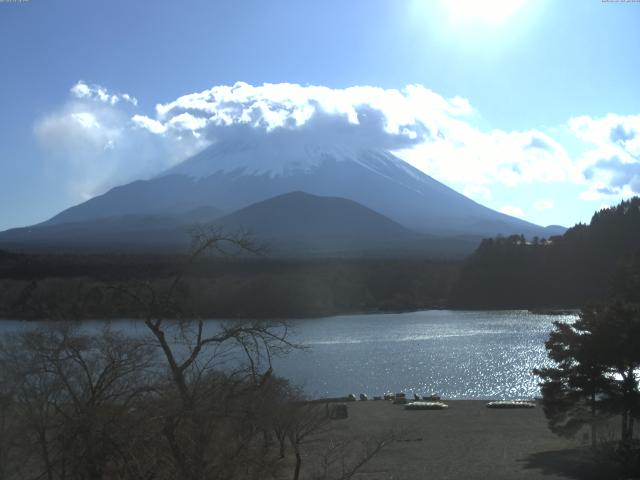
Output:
[{"left": 0, "top": 139, "right": 565, "bottom": 256}]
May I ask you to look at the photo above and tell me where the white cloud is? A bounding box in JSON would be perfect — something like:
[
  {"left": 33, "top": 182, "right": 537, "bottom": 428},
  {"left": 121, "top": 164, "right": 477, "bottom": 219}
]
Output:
[
  {"left": 398, "top": 126, "right": 582, "bottom": 189},
  {"left": 464, "top": 184, "right": 492, "bottom": 201},
  {"left": 569, "top": 113, "right": 640, "bottom": 199},
  {"left": 70, "top": 81, "right": 138, "bottom": 106},
  {"left": 534, "top": 199, "right": 554, "bottom": 210},
  {"left": 36, "top": 80, "right": 639, "bottom": 208},
  {"left": 499, "top": 205, "right": 525, "bottom": 218},
  {"left": 36, "top": 108, "right": 124, "bottom": 157},
  {"left": 35, "top": 88, "right": 169, "bottom": 199},
  {"left": 139, "top": 82, "right": 460, "bottom": 150},
  {"left": 133, "top": 82, "right": 583, "bottom": 190},
  {"left": 131, "top": 114, "right": 167, "bottom": 134},
  {"left": 168, "top": 112, "right": 208, "bottom": 131}
]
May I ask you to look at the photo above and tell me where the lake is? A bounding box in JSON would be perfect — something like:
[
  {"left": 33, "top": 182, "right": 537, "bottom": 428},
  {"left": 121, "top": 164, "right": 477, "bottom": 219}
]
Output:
[{"left": 0, "top": 310, "right": 576, "bottom": 400}]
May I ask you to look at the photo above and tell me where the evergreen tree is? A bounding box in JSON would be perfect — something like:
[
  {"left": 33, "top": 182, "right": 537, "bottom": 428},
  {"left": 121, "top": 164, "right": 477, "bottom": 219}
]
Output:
[
  {"left": 535, "top": 302, "right": 640, "bottom": 447},
  {"left": 451, "top": 196, "right": 640, "bottom": 309},
  {"left": 534, "top": 313, "right": 611, "bottom": 447}
]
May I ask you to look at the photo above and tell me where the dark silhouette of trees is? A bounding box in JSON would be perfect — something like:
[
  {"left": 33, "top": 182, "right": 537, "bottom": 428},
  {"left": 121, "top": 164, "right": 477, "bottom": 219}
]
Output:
[
  {"left": 0, "top": 324, "right": 155, "bottom": 480},
  {"left": 535, "top": 302, "right": 640, "bottom": 472},
  {"left": 611, "top": 250, "right": 640, "bottom": 304},
  {"left": 451, "top": 197, "right": 640, "bottom": 309},
  {"left": 0, "top": 253, "right": 459, "bottom": 320},
  {"left": 0, "top": 228, "right": 397, "bottom": 480},
  {"left": 534, "top": 310, "right": 613, "bottom": 447}
]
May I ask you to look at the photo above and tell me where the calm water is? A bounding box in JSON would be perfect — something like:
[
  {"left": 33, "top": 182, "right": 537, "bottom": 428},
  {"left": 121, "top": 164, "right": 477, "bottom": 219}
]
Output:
[{"left": 0, "top": 310, "right": 576, "bottom": 400}]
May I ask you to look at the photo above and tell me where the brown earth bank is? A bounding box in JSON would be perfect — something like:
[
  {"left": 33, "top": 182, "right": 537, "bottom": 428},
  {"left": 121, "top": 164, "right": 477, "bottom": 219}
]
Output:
[{"left": 301, "top": 400, "right": 623, "bottom": 480}]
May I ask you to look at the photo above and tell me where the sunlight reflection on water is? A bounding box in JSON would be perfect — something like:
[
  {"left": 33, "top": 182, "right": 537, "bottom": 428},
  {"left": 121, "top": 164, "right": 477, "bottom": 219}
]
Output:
[
  {"left": 271, "top": 310, "right": 577, "bottom": 400},
  {"left": 0, "top": 310, "right": 577, "bottom": 400}
]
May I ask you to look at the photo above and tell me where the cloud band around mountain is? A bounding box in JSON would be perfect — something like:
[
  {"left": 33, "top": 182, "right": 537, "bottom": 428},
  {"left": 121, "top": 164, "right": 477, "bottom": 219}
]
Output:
[{"left": 34, "top": 81, "right": 640, "bottom": 207}]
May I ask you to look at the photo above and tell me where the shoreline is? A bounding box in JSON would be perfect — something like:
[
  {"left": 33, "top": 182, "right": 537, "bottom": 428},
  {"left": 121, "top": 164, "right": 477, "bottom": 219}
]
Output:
[
  {"left": 0, "top": 306, "right": 581, "bottom": 322},
  {"left": 308, "top": 396, "right": 541, "bottom": 404}
]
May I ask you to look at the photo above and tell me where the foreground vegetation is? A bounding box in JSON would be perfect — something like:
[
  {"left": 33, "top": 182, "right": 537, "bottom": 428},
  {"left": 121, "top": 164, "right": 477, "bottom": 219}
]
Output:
[
  {"left": 534, "top": 264, "right": 640, "bottom": 476},
  {"left": 0, "top": 233, "right": 396, "bottom": 480},
  {"left": 0, "top": 321, "right": 400, "bottom": 480}
]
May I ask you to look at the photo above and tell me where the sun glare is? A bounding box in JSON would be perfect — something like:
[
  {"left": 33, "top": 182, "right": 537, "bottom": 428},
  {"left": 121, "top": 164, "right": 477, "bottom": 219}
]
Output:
[{"left": 442, "top": 0, "right": 528, "bottom": 25}]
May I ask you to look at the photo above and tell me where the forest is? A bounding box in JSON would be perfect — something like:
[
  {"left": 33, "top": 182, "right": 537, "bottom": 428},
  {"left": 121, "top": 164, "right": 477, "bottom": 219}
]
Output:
[
  {"left": 449, "top": 197, "right": 640, "bottom": 309},
  {"left": 0, "top": 197, "right": 639, "bottom": 320},
  {"left": 0, "top": 252, "right": 459, "bottom": 320}
]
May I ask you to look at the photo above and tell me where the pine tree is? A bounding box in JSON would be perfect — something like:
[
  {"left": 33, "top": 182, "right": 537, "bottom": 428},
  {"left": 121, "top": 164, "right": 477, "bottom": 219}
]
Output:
[
  {"left": 535, "top": 302, "right": 640, "bottom": 447},
  {"left": 534, "top": 314, "right": 611, "bottom": 447}
]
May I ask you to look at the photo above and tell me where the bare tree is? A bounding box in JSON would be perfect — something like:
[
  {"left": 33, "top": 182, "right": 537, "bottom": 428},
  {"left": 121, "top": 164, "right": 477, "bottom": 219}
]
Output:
[
  {"left": 107, "top": 227, "right": 295, "bottom": 480},
  {"left": 0, "top": 379, "right": 21, "bottom": 480},
  {"left": 0, "top": 323, "right": 155, "bottom": 480},
  {"left": 0, "top": 227, "right": 397, "bottom": 480},
  {"left": 286, "top": 403, "right": 331, "bottom": 480}
]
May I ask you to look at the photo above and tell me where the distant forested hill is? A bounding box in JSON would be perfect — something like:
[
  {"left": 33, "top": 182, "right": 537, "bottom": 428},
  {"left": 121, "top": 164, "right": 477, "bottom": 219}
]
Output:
[
  {"left": 0, "top": 254, "right": 459, "bottom": 320},
  {"left": 449, "top": 197, "right": 640, "bottom": 309}
]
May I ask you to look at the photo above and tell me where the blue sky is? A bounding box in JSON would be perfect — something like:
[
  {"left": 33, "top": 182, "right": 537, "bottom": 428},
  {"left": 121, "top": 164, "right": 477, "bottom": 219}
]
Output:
[{"left": 1, "top": 0, "right": 639, "bottom": 231}]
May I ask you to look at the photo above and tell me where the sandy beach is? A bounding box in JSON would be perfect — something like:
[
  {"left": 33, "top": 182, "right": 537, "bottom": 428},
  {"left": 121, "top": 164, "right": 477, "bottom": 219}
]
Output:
[{"left": 304, "top": 400, "right": 621, "bottom": 480}]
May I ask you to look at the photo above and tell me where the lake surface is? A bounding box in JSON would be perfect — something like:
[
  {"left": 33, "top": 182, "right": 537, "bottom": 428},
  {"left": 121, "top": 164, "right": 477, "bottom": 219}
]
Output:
[{"left": 0, "top": 310, "right": 576, "bottom": 400}]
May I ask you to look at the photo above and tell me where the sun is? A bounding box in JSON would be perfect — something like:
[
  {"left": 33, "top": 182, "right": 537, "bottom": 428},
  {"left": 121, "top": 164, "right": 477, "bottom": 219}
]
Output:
[{"left": 441, "top": 0, "right": 528, "bottom": 25}]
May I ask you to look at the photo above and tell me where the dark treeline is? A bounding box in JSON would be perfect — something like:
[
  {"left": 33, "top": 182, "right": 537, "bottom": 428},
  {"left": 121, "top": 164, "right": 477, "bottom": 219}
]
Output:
[
  {"left": 450, "top": 197, "right": 640, "bottom": 309},
  {"left": 0, "top": 253, "right": 459, "bottom": 320},
  {"left": 3, "top": 197, "right": 640, "bottom": 318}
]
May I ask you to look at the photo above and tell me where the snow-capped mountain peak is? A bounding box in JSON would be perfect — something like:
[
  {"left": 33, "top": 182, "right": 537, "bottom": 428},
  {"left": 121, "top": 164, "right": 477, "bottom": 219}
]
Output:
[
  {"left": 164, "top": 138, "right": 409, "bottom": 180},
  {"left": 36, "top": 136, "right": 559, "bottom": 241}
]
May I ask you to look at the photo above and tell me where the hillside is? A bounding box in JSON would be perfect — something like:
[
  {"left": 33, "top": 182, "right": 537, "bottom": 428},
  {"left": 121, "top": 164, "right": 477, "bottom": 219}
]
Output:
[
  {"left": 0, "top": 191, "right": 478, "bottom": 257},
  {"left": 213, "top": 191, "right": 477, "bottom": 257},
  {"left": 449, "top": 197, "right": 640, "bottom": 308},
  {"left": 31, "top": 141, "right": 560, "bottom": 240}
]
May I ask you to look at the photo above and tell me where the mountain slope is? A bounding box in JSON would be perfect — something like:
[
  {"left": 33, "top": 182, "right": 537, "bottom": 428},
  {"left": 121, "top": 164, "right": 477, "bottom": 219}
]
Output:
[
  {"left": 213, "top": 191, "right": 475, "bottom": 256},
  {"left": 0, "top": 192, "right": 477, "bottom": 256},
  {"left": 41, "top": 141, "right": 560, "bottom": 239},
  {"left": 217, "top": 191, "right": 414, "bottom": 239},
  {"left": 0, "top": 207, "right": 223, "bottom": 254}
]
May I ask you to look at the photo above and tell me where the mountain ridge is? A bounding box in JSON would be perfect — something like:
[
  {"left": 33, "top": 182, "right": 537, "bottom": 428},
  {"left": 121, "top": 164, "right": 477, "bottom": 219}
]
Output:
[
  {"left": 1, "top": 140, "right": 566, "bottom": 255},
  {"left": 0, "top": 191, "right": 479, "bottom": 257},
  {"left": 41, "top": 141, "right": 562, "bottom": 238}
]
